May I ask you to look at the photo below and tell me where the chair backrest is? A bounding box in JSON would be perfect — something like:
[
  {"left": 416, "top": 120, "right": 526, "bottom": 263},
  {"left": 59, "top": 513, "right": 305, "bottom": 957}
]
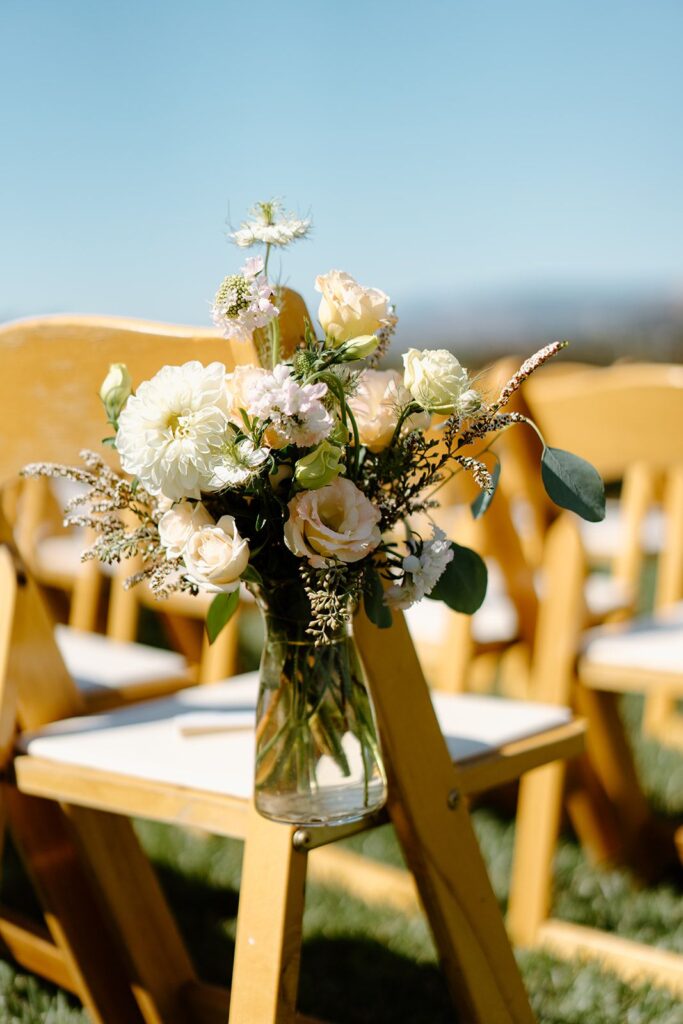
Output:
[
  {"left": 522, "top": 362, "right": 683, "bottom": 480},
  {"left": 524, "top": 361, "right": 683, "bottom": 607}
]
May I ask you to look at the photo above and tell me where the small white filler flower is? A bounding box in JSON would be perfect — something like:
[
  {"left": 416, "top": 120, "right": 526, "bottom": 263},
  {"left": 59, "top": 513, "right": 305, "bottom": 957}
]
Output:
[
  {"left": 247, "top": 364, "right": 334, "bottom": 448},
  {"left": 385, "top": 526, "right": 454, "bottom": 610}
]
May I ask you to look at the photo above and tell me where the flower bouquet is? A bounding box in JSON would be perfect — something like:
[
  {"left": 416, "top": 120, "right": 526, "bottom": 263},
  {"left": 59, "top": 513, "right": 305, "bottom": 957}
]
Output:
[{"left": 25, "top": 200, "right": 605, "bottom": 827}]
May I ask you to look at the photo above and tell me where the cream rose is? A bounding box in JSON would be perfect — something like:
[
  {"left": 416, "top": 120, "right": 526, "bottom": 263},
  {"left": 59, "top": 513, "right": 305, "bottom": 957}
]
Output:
[
  {"left": 348, "top": 370, "right": 431, "bottom": 453},
  {"left": 284, "top": 478, "right": 381, "bottom": 568},
  {"left": 402, "top": 349, "right": 469, "bottom": 413},
  {"left": 158, "top": 501, "right": 214, "bottom": 558},
  {"left": 183, "top": 515, "right": 249, "bottom": 593},
  {"left": 315, "top": 270, "right": 391, "bottom": 344}
]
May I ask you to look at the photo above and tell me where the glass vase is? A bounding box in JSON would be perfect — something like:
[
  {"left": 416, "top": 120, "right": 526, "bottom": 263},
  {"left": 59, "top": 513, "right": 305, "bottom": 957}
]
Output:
[{"left": 254, "top": 604, "right": 387, "bottom": 827}]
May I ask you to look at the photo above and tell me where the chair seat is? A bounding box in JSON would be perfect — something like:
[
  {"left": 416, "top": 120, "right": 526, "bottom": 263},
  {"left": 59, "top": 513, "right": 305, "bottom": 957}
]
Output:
[
  {"left": 580, "top": 498, "right": 664, "bottom": 562},
  {"left": 580, "top": 603, "right": 683, "bottom": 692},
  {"left": 19, "top": 674, "right": 572, "bottom": 802},
  {"left": 55, "top": 625, "right": 189, "bottom": 700}
]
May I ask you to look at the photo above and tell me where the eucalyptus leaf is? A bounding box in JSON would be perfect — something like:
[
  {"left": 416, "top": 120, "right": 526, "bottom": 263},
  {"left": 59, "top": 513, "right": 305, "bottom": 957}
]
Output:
[
  {"left": 471, "top": 460, "right": 501, "bottom": 520},
  {"left": 206, "top": 590, "right": 240, "bottom": 645},
  {"left": 363, "top": 568, "right": 393, "bottom": 629},
  {"left": 428, "top": 542, "right": 488, "bottom": 614},
  {"left": 541, "top": 446, "right": 605, "bottom": 523}
]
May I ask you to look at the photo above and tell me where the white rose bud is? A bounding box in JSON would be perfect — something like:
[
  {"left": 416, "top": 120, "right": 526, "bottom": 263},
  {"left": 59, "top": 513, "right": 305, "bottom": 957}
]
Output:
[
  {"left": 458, "top": 389, "right": 483, "bottom": 417},
  {"left": 183, "top": 515, "right": 249, "bottom": 594},
  {"left": 158, "top": 501, "right": 214, "bottom": 558},
  {"left": 100, "top": 363, "right": 132, "bottom": 425},
  {"left": 402, "top": 349, "right": 469, "bottom": 413},
  {"left": 338, "top": 334, "right": 380, "bottom": 362},
  {"left": 315, "top": 270, "right": 391, "bottom": 345}
]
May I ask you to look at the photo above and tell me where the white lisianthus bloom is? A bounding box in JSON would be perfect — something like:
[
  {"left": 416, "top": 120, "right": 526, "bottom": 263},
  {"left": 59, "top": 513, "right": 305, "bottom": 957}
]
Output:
[
  {"left": 183, "top": 515, "right": 249, "bottom": 594},
  {"left": 402, "top": 349, "right": 469, "bottom": 413},
  {"left": 116, "top": 361, "right": 230, "bottom": 501},
  {"left": 247, "top": 364, "right": 334, "bottom": 448},
  {"left": 315, "top": 270, "right": 393, "bottom": 344},
  {"left": 210, "top": 438, "right": 270, "bottom": 488},
  {"left": 348, "top": 369, "right": 431, "bottom": 453},
  {"left": 385, "top": 527, "right": 454, "bottom": 610},
  {"left": 158, "top": 501, "right": 214, "bottom": 558},
  {"left": 99, "top": 363, "right": 132, "bottom": 424},
  {"left": 211, "top": 256, "right": 279, "bottom": 343},
  {"left": 231, "top": 200, "right": 311, "bottom": 249},
  {"left": 284, "top": 478, "right": 381, "bottom": 568}
]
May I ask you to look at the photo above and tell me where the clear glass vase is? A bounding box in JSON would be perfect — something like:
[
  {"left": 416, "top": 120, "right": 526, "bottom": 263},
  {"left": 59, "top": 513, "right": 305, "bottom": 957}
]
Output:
[{"left": 254, "top": 603, "right": 387, "bottom": 827}]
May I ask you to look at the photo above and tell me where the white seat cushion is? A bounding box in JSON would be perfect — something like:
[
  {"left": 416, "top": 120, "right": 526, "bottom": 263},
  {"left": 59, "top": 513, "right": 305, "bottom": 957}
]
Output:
[
  {"left": 580, "top": 498, "right": 664, "bottom": 561},
  {"left": 55, "top": 625, "right": 188, "bottom": 697},
  {"left": 581, "top": 603, "right": 683, "bottom": 675},
  {"left": 19, "top": 674, "right": 571, "bottom": 799}
]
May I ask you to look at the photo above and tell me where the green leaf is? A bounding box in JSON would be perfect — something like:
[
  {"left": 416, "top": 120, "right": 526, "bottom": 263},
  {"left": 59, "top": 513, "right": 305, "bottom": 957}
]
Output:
[
  {"left": 471, "top": 460, "right": 501, "bottom": 520},
  {"left": 541, "top": 446, "right": 605, "bottom": 523},
  {"left": 363, "top": 568, "right": 393, "bottom": 629},
  {"left": 428, "top": 542, "right": 488, "bottom": 614},
  {"left": 240, "top": 564, "right": 263, "bottom": 586},
  {"left": 101, "top": 436, "right": 117, "bottom": 449},
  {"left": 206, "top": 590, "right": 240, "bottom": 645}
]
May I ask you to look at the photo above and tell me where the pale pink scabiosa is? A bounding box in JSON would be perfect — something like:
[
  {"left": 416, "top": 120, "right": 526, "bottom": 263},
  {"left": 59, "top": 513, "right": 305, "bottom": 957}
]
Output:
[
  {"left": 116, "top": 361, "right": 230, "bottom": 501},
  {"left": 211, "top": 256, "right": 278, "bottom": 343},
  {"left": 247, "top": 364, "right": 334, "bottom": 448},
  {"left": 385, "top": 526, "right": 454, "bottom": 610},
  {"left": 348, "top": 369, "right": 431, "bottom": 453},
  {"left": 230, "top": 199, "right": 311, "bottom": 249},
  {"left": 284, "top": 477, "right": 381, "bottom": 568}
]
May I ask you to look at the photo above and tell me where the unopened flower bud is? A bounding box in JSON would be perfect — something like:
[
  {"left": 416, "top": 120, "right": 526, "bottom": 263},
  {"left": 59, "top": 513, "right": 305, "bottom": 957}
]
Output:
[
  {"left": 100, "top": 363, "right": 132, "bottom": 425},
  {"left": 294, "top": 440, "right": 343, "bottom": 490},
  {"left": 339, "top": 334, "right": 380, "bottom": 362},
  {"left": 458, "top": 388, "right": 483, "bottom": 417}
]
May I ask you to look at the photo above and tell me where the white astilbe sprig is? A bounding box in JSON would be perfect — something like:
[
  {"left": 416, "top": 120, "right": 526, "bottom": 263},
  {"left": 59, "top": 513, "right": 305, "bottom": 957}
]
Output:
[
  {"left": 231, "top": 199, "right": 311, "bottom": 249},
  {"left": 21, "top": 451, "right": 195, "bottom": 597}
]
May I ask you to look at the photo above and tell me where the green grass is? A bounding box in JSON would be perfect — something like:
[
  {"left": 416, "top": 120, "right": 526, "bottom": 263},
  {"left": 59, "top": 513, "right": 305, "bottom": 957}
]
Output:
[{"left": 0, "top": 618, "right": 682, "bottom": 1021}]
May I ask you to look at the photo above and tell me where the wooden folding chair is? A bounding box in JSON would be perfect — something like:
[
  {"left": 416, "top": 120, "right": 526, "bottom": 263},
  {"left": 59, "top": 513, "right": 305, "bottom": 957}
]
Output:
[
  {"left": 0, "top": 314, "right": 258, "bottom": 697},
  {"left": 0, "top": 504, "right": 587, "bottom": 1023},
  {"left": 522, "top": 362, "right": 683, "bottom": 855}
]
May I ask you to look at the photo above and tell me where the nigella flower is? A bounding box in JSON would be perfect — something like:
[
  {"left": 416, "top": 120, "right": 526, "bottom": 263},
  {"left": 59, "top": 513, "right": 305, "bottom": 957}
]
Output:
[
  {"left": 230, "top": 199, "right": 311, "bottom": 249},
  {"left": 385, "top": 526, "right": 454, "bottom": 610},
  {"left": 211, "top": 255, "right": 279, "bottom": 343},
  {"left": 209, "top": 436, "right": 270, "bottom": 488},
  {"left": 247, "top": 364, "right": 334, "bottom": 448}
]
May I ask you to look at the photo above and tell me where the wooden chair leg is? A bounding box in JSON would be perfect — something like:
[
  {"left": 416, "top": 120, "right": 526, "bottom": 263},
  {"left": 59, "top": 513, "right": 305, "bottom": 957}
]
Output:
[
  {"left": 4, "top": 785, "right": 145, "bottom": 1024},
  {"left": 356, "top": 608, "right": 536, "bottom": 1024},
  {"left": 507, "top": 761, "right": 565, "bottom": 946},
  {"left": 60, "top": 803, "right": 198, "bottom": 1024},
  {"left": 564, "top": 755, "right": 625, "bottom": 864},
  {"left": 575, "top": 684, "right": 677, "bottom": 874},
  {"left": 229, "top": 805, "right": 308, "bottom": 1024}
]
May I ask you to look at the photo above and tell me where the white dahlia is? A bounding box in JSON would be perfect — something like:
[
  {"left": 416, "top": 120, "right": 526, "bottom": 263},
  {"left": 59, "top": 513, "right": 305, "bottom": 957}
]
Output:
[{"left": 116, "top": 361, "right": 230, "bottom": 500}]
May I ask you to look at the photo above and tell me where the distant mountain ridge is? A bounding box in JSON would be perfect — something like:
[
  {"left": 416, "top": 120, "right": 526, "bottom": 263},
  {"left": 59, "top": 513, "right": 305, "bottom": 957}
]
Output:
[{"left": 392, "top": 283, "right": 683, "bottom": 366}]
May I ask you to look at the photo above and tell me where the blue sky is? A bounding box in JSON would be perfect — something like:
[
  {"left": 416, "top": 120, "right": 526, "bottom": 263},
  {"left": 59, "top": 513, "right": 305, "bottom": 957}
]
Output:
[{"left": 2, "top": 0, "right": 682, "bottom": 325}]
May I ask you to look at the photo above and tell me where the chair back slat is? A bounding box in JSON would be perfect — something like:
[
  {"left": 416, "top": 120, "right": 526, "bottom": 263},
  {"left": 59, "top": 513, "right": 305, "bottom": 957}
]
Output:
[
  {"left": 0, "top": 314, "right": 259, "bottom": 484},
  {"left": 523, "top": 363, "right": 683, "bottom": 480}
]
